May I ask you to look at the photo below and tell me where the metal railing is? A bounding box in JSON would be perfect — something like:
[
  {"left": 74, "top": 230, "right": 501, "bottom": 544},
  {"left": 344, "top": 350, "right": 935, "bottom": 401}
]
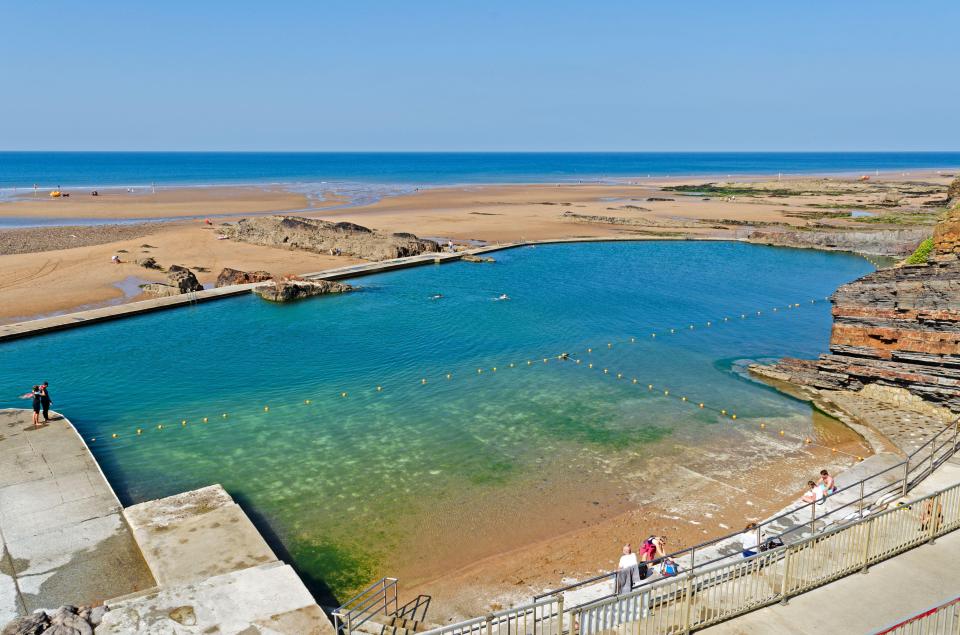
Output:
[
  {"left": 333, "top": 577, "right": 399, "bottom": 634},
  {"left": 420, "top": 478, "right": 960, "bottom": 635},
  {"left": 535, "top": 416, "right": 960, "bottom": 605},
  {"left": 874, "top": 596, "right": 960, "bottom": 634}
]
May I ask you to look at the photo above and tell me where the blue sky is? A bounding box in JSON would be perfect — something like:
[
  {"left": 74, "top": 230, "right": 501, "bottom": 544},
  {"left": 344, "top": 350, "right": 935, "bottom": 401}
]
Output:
[{"left": 2, "top": 1, "right": 958, "bottom": 151}]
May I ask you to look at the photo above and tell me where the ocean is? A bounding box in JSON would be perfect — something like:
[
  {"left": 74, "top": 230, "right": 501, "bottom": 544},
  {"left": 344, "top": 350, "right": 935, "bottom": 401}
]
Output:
[{"left": 1, "top": 152, "right": 959, "bottom": 190}]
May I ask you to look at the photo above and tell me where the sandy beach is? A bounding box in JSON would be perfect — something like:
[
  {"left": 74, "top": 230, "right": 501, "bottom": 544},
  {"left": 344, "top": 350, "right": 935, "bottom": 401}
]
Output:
[{"left": 0, "top": 170, "right": 954, "bottom": 324}]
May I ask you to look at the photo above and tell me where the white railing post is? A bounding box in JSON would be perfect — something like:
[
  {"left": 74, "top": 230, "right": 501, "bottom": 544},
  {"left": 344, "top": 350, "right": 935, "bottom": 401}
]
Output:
[
  {"left": 860, "top": 513, "right": 873, "bottom": 574},
  {"left": 683, "top": 572, "right": 696, "bottom": 634},
  {"left": 555, "top": 594, "right": 564, "bottom": 635},
  {"left": 779, "top": 547, "right": 793, "bottom": 605}
]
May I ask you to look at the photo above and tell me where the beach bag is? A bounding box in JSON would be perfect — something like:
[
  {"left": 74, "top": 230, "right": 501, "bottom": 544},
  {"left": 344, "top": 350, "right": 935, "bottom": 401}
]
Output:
[
  {"left": 761, "top": 537, "right": 784, "bottom": 552},
  {"left": 660, "top": 558, "right": 679, "bottom": 577}
]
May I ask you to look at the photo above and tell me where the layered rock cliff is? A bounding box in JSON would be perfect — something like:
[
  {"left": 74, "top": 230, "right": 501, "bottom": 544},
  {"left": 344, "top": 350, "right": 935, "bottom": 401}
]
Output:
[
  {"left": 759, "top": 183, "right": 960, "bottom": 411},
  {"left": 224, "top": 216, "right": 440, "bottom": 261}
]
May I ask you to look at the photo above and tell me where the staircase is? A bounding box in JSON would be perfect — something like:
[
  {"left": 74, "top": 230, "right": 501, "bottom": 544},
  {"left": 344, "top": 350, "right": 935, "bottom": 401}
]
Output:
[{"left": 333, "top": 577, "right": 432, "bottom": 635}]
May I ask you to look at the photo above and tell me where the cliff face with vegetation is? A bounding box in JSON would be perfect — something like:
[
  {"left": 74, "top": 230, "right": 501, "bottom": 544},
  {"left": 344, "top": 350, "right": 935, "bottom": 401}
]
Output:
[{"left": 765, "top": 178, "right": 960, "bottom": 412}]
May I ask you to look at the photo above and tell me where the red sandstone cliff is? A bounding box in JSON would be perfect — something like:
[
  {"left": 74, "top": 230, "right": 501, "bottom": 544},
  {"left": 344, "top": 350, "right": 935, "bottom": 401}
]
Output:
[{"left": 766, "top": 178, "right": 960, "bottom": 411}]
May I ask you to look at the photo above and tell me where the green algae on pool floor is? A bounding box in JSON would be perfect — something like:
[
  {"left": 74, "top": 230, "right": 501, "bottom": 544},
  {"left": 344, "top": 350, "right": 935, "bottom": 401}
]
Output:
[{"left": 0, "top": 241, "right": 874, "bottom": 599}]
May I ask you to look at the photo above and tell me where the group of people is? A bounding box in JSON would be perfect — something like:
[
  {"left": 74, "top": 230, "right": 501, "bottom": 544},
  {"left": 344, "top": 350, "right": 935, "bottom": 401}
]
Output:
[
  {"left": 615, "top": 535, "right": 678, "bottom": 592},
  {"left": 802, "top": 469, "right": 838, "bottom": 506},
  {"left": 20, "top": 382, "right": 53, "bottom": 428}
]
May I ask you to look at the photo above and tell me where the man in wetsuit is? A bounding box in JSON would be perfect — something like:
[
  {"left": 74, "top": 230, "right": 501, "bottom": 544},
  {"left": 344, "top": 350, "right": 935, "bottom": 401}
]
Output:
[{"left": 40, "top": 381, "right": 52, "bottom": 422}]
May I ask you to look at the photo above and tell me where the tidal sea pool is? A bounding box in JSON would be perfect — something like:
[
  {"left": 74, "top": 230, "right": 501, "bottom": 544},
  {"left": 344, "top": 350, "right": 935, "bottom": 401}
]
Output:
[{"left": 0, "top": 241, "right": 873, "bottom": 600}]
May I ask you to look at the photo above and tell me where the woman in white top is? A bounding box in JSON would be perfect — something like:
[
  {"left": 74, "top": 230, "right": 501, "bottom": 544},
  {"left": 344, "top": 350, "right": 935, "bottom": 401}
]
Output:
[
  {"left": 740, "top": 523, "right": 759, "bottom": 557},
  {"left": 801, "top": 480, "right": 824, "bottom": 505}
]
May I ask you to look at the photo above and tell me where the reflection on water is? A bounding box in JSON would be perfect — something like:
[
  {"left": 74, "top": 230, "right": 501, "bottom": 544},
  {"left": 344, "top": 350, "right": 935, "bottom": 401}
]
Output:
[{"left": 0, "top": 241, "right": 873, "bottom": 598}]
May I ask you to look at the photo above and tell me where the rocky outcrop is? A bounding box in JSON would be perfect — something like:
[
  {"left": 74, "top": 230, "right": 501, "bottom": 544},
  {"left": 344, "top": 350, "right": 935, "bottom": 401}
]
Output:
[
  {"left": 223, "top": 216, "right": 440, "bottom": 261},
  {"left": 759, "top": 217, "right": 960, "bottom": 411},
  {"left": 140, "top": 265, "right": 204, "bottom": 297},
  {"left": 933, "top": 206, "right": 960, "bottom": 255},
  {"left": 462, "top": 254, "right": 495, "bottom": 263},
  {"left": 746, "top": 227, "right": 928, "bottom": 257},
  {"left": 947, "top": 175, "right": 960, "bottom": 208},
  {"left": 135, "top": 256, "right": 161, "bottom": 269},
  {"left": 2, "top": 605, "right": 106, "bottom": 635},
  {"left": 253, "top": 278, "right": 353, "bottom": 302},
  {"left": 215, "top": 267, "right": 273, "bottom": 288}
]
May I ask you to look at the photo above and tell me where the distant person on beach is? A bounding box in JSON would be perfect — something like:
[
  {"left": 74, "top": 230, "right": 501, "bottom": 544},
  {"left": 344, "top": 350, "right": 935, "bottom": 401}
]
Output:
[
  {"left": 39, "top": 381, "right": 52, "bottom": 422},
  {"left": 20, "top": 386, "right": 42, "bottom": 428},
  {"left": 802, "top": 480, "right": 824, "bottom": 505},
  {"left": 639, "top": 535, "right": 665, "bottom": 562},
  {"left": 740, "top": 522, "right": 759, "bottom": 557},
  {"left": 819, "top": 469, "right": 837, "bottom": 497},
  {"left": 111, "top": 254, "right": 121, "bottom": 264}
]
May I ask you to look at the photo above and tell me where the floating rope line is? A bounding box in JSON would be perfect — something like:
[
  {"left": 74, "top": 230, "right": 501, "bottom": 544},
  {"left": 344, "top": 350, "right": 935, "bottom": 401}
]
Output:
[{"left": 89, "top": 294, "right": 846, "bottom": 456}]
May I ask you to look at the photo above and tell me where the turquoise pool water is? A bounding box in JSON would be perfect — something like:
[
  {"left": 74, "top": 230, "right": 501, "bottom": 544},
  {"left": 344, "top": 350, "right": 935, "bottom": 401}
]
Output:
[{"left": 0, "top": 241, "right": 872, "bottom": 599}]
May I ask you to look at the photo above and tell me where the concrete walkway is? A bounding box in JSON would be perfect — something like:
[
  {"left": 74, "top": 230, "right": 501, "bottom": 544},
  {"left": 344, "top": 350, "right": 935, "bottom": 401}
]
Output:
[
  {"left": 702, "top": 526, "right": 960, "bottom": 634},
  {"left": 0, "top": 409, "right": 154, "bottom": 624}
]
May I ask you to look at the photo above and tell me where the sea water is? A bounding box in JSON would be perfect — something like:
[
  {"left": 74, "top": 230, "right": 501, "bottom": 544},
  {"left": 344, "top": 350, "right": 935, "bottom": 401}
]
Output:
[
  {"left": 1, "top": 151, "right": 958, "bottom": 190},
  {"left": 0, "top": 241, "right": 873, "bottom": 599}
]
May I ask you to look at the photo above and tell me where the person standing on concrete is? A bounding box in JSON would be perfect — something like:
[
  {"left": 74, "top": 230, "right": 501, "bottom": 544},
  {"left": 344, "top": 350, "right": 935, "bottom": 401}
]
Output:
[
  {"left": 20, "top": 385, "right": 42, "bottom": 428},
  {"left": 40, "top": 381, "right": 53, "bottom": 422}
]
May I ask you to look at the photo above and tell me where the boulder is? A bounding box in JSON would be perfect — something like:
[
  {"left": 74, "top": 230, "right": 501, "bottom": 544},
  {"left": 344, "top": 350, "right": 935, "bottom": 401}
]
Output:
[
  {"left": 253, "top": 278, "right": 353, "bottom": 303},
  {"left": 933, "top": 206, "right": 960, "bottom": 255},
  {"left": 141, "top": 265, "right": 204, "bottom": 297},
  {"left": 462, "top": 254, "right": 495, "bottom": 263},
  {"left": 1, "top": 612, "right": 49, "bottom": 635},
  {"left": 135, "top": 257, "right": 161, "bottom": 269},
  {"left": 223, "top": 216, "right": 440, "bottom": 261},
  {"left": 948, "top": 175, "right": 960, "bottom": 208},
  {"left": 215, "top": 267, "right": 274, "bottom": 288}
]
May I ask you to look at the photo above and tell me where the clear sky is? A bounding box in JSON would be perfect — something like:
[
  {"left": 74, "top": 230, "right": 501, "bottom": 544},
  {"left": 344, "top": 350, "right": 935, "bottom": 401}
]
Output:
[{"left": 2, "top": 1, "right": 958, "bottom": 151}]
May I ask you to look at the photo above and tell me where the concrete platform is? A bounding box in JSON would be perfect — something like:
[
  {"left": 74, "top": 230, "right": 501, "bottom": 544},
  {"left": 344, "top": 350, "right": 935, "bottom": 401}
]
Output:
[
  {"left": 123, "top": 484, "right": 277, "bottom": 587},
  {"left": 98, "top": 561, "right": 333, "bottom": 634},
  {"left": 0, "top": 409, "right": 154, "bottom": 624}
]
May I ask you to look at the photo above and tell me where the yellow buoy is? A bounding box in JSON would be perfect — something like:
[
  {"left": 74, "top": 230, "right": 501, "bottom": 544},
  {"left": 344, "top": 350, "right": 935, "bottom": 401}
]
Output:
[
  {"left": 576, "top": 359, "right": 582, "bottom": 365},
  {"left": 202, "top": 417, "right": 208, "bottom": 422},
  {"left": 587, "top": 348, "right": 593, "bottom": 353},
  {"left": 527, "top": 360, "right": 532, "bottom": 366},
  {"left": 588, "top": 363, "right": 593, "bottom": 369},
  {"left": 664, "top": 390, "right": 669, "bottom": 396},
  {"left": 603, "top": 368, "right": 608, "bottom": 374},
  {"left": 731, "top": 414, "right": 737, "bottom": 420},
  {"left": 652, "top": 333, "right": 656, "bottom": 338},
  {"left": 492, "top": 367, "right": 497, "bottom": 372},
  {"left": 112, "top": 433, "right": 118, "bottom": 438},
  {"left": 137, "top": 428, "right": 142, "bottom": 435},
  {"left": 698, "top": 403, "right": 704, "bottom": 408},
  {"left": 509, "top": 363, "right": 515, "bottom": 368},
  {"left": 779, "top": 430, "right": 785, "bottom": 436},
  {"left": 182, "top": 421, "right": 187, "bottom": 427},
  {"left": 157, "top": 424, "right": 164, "bottom": 430},
  {"left": 607, "top": 343, "right": 612, "bottom": 348},
  {"left": 632, "top": 378, "right": 638, "bottom": 384},
  {"left": 341, "top": 392, "right": 348, "bottom": 398},
  {"left": 264, "top": 406, "right": 269, "bottom": 412},
  {"left": 377, "top": 385, "right": 383, "bottom": 391},
  {"left": 478, "top": 368, "right": 483, "bottom": 373},
  {"left": 446, "top": 373, "right": 452, "bottom": 379},
  {"left": 648, "top": 384, "right": 653, "bottom": 390},
  {"left": 721, "top": 409, "right": 727, "bottom": 415},
  {"left": 617, "top": 373, "right": 623, "bottom": 379},
  {"left": 681, "top": 396, "right": 687, "bottom": 401},
  {"left": 222, "top": 413, "right": 228, "bottom": 418},
  {"left": 304, "top": 400, "right": 311, "bottom": 405},
  {"left": 543, "top": 358, "right": 548, "bottom": 363},
  {"left": 421, "top": 378, "right": 427, "bottom": 384},
  {"left": 760, "top": 422, "right": 765, "bottom": 429}
]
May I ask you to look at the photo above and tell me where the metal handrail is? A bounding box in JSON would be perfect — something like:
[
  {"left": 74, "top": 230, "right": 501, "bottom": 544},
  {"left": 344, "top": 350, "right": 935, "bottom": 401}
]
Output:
[
  {"left": 535, "top": 415, "right": 960, "bottom": 602},
  {"left": 432, "top": 477, "right": 960, "bottom": 635},
  {"left": 332, "top": 576, "right": 399, "bottom": 634}
]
